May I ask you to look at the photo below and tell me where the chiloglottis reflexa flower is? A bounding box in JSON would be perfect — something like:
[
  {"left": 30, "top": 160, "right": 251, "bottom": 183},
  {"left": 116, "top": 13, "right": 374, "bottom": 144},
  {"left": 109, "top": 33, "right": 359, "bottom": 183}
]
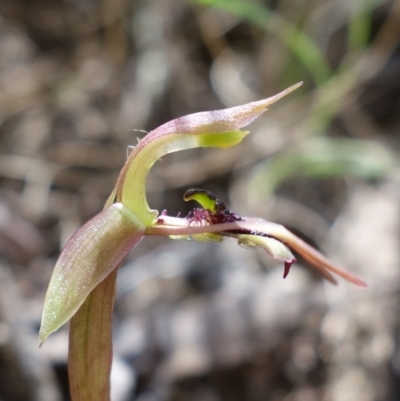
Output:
[{"left": 39, "top": 82, "right": 366, "bottom": 345}]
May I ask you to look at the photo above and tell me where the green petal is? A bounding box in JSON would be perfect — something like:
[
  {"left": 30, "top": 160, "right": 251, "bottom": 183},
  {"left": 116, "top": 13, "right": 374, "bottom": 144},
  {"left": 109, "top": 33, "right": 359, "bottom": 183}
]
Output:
[
  {"left": 39, "top": 203, "right": 145, "bottom": 344},
  {"left": 119, "top": 130, "right": 247, "bottom": 226},
  {"left": 116, "top": 83, "right": 302, "bottom": 225},
  {"left": 237, "top": 234, "right": 295, "bottom": 262}
]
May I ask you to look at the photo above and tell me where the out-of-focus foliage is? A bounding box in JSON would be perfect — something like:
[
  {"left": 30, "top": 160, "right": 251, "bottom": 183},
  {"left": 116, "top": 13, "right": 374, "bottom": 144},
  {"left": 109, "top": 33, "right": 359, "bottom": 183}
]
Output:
[
  {"left": 187, "top": 0, "right": 397, "bottom": 202},
  {"left": 249, "top": 137, "right": 395, "bottom": 196},
  {"left": 0, "top": 0, "right": 399, "bottom": 400}
]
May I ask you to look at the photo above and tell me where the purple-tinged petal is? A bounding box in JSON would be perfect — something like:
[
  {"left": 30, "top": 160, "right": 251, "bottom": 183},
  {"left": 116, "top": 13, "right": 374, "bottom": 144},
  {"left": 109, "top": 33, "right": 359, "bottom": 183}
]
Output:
[
  {"left": 39, "top": 203, "right": 145, "bottom": 344},
  {"left": 283, "top": 262, "right": 293, "bottom": 279},
  {"left": 153, "top": 82, "right": 303, "bottom": 135},
  {"left": 145, "top": 216, "right": 366, "bottom": 287},
  {"left": 243, "top": 219, "right": 366, "bottom": 287}
]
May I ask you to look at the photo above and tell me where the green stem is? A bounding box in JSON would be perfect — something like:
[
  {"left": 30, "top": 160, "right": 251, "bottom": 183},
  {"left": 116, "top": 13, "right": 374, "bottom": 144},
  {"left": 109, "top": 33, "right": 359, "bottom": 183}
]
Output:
[{"left": 68, "top": 269, "right": 117, "bottom": 401}]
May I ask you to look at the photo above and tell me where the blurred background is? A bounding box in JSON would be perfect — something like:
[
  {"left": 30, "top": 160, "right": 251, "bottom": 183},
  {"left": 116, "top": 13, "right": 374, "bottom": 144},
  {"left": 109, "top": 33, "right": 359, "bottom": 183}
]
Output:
[{"left": 0, "top": 0, "right": 399, "bottom": 400}]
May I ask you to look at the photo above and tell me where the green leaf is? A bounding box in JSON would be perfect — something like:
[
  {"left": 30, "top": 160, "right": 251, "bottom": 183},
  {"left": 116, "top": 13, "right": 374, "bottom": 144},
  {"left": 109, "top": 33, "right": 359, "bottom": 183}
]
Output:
[{"left": 39, "top": 203, "right": 145, "bottom": 344}]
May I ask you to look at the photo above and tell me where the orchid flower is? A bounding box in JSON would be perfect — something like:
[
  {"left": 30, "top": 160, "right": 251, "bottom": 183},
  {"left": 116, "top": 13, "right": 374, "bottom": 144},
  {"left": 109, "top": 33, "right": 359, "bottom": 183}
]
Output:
[{"left": 39, "top": 82, "right": 366, "bottom": 401}]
